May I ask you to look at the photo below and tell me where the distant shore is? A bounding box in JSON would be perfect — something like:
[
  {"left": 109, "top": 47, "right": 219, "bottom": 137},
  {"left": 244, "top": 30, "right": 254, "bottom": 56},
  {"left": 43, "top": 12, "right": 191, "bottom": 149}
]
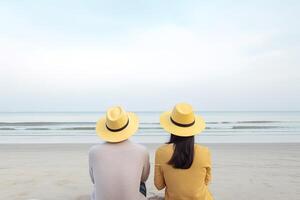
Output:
[{"left": 1, "top": 143, "right": 299, "bottom": 200}]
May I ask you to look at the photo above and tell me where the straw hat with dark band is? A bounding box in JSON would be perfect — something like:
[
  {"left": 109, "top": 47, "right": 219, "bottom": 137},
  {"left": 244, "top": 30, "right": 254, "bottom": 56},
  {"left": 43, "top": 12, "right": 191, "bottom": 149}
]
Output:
[
  {"left": 160, "top": 103, "right": 206, "bottom": 137},
  {"left": 96, "top": 106, "right": 139, "bottom": 142}
]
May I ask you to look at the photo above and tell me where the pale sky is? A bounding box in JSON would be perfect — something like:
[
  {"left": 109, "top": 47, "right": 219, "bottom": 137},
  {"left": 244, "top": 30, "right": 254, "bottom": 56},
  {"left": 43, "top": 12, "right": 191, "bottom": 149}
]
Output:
[{"left": 0, "top": 0, "right": 299, "bottom": 111}]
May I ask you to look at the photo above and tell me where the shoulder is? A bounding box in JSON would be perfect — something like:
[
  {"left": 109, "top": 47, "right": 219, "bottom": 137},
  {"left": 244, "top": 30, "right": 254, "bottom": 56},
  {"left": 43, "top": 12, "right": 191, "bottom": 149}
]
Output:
[
  {"left": 156, "top": 144, "right": 172, "bottom": 156},
  {"left": 129, "top": 142, "right": 149, "bottom": 156},
  {"left": 156, "top": 143, "right": 170, "bottom": 151},
  {"left": 195, "top": 144, "right": 211, "bottom": 154},
  {"left": 155, "top": 144, "right": 173, "bottom": 163},
  {"left": 88, "top": 144, "right": 104, "bottom": 156}
]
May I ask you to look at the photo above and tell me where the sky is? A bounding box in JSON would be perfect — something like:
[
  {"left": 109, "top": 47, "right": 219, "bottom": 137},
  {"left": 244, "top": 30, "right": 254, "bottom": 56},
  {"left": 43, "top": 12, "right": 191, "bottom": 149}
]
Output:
[{"left": 0, "top": 0, "right": 299, "bottom": 111}]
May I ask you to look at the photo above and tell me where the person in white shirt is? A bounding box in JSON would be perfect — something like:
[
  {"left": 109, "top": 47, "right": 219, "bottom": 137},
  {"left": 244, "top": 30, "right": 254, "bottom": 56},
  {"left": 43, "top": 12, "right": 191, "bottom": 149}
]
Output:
[{"left": 89, "top": 106, "right": 150, "bottom": 200}]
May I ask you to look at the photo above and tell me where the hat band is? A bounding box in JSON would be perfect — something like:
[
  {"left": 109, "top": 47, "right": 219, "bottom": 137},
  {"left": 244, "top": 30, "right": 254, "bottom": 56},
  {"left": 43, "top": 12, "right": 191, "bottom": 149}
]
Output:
[
  {"left": 170, "top": 117, "right": 195, "bottom": 127},
  {"left": 106, "top": 119, "right": 129, "bottom": 132}
]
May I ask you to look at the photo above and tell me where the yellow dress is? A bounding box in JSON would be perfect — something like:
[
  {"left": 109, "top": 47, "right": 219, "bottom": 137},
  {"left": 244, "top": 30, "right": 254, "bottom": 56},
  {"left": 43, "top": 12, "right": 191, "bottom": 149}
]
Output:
[{"left": 154, "top": 144, "right": 213, "bottom": 200}]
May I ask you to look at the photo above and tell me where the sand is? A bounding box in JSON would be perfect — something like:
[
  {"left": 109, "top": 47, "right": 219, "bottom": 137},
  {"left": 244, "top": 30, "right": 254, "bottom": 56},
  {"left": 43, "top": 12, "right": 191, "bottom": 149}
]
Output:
[{"left": 0, "top": 143, "right": 299, "bottom": 200}]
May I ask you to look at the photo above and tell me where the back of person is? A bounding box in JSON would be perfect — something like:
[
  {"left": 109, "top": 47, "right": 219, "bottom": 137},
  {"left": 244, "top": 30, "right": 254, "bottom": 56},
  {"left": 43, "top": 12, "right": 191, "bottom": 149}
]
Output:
[
  {"left": 155, "top": 144, "right": 212, "bottom": 200},
  {"left": 89, "top": 141, "right": 149, "bottom": 200},
  {"left": 155, "top": 103, "right": 214, "bottom": 200},
  {"left": 89, "top": 106, "right": 150, "bottom": 200}
]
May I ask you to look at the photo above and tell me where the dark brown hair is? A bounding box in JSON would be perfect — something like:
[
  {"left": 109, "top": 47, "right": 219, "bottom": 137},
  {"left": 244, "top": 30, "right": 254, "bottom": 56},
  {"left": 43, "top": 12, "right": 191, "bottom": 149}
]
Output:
[{"left": 167, "top": 134, "right": 195, "bottom": 169}]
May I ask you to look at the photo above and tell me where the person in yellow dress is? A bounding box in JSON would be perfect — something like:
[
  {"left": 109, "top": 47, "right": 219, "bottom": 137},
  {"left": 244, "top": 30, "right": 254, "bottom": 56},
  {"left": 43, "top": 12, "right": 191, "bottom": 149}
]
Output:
[{"left": 154, "top": 103, "right": 214, "bottom": 200}]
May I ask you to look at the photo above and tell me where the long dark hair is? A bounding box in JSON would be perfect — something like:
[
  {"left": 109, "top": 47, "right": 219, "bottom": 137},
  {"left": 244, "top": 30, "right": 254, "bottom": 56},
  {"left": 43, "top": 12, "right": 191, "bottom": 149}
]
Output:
[{"left": 167, "top": 134, "right": 195, "bottom": 169}]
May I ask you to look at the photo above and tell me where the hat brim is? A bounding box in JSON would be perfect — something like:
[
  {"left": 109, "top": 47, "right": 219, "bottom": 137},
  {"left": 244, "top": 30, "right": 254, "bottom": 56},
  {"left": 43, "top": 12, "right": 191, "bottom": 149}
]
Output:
[
  {"left": 160, "top": 111, "right": 206, "bottom": 137},
  {"left": 96, "top": 112, "right": 139, "bottom": 143}
]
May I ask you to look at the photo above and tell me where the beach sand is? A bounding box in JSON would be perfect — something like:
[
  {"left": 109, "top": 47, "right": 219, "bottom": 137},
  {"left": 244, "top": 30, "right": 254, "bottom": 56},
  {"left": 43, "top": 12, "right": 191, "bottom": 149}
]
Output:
[{"left": 0, "top": 143, "right": 299, "bottom": 200}]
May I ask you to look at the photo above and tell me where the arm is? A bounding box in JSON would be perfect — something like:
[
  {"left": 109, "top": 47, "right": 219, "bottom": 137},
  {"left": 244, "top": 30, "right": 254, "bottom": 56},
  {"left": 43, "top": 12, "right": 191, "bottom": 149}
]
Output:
[
  {"left": 205, "top": 148, "right": 212, "bottom": 185},
  {"left": 154, "top": 150, "right": 166, "bottom": 190},
  {"left": 141, "top": 151, "right": 150, "bottom": 182},
  {"left": 205, "top": 167, "right": 211, "bottom": 185},
  {"left": 88, "top": 148, "right": 95, "bottom": 184}
]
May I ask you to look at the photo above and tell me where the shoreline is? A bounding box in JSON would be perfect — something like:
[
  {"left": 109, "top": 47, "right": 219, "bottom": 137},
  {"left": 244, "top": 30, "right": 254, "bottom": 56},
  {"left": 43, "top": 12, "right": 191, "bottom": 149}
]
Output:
[{"left": 1, "top": 143, "right": 299, "bottom": 200}]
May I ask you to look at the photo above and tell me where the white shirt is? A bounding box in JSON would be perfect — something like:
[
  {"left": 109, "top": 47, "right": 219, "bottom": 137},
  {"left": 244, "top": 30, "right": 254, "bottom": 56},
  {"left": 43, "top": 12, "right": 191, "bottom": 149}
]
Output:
[{"left": 89, "top": 140, "right": 150, "bottom": 200}]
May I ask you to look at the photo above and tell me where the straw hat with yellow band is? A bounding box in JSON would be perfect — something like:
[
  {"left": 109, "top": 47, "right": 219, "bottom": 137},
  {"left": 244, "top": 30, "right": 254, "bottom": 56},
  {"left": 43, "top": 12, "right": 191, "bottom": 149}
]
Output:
[
  {"left": 96, "top": 106, "right": 139, "bottom": 142},
  {"left": 160, "top": 103, "right": 206, "bottom": 136}
]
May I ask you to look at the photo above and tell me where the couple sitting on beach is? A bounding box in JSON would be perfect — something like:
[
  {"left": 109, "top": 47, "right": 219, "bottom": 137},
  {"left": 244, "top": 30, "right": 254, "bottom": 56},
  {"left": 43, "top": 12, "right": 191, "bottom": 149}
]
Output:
[{"left": 89, "top": 103, "right": 213, "bottom": 200}]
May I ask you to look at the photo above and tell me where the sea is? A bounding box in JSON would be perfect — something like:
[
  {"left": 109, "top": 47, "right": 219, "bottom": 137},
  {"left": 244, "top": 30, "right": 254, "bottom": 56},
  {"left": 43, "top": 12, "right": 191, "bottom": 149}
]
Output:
[{"left": 0, "top": 111, "right": 299, "bottom": 143}]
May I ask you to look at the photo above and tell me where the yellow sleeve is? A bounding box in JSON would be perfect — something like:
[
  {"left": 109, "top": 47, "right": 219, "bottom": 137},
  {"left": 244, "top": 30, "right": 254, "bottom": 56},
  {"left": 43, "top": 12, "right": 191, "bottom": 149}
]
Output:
[
  {"left": 205, "top": 148, "right": 212, "bottom": 185},
  {"left": 154, "top": 149, "right": 166, "bottom": 190}
]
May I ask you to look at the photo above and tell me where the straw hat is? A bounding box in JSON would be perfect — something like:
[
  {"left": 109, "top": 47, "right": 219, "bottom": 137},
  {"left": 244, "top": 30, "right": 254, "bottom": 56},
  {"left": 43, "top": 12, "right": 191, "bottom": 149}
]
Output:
[
  {"left": 160, "top": 103, "right": 206, "bottom": 137},
  {"left": 96, "top": 106, "right": 139, "bottom": 142}
]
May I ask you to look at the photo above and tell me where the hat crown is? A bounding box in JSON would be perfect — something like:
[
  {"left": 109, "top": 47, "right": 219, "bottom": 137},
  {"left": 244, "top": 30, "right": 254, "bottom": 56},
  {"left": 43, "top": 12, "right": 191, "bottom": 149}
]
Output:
[
  {"left": 171, "top": 103, "right": 195, "bottom": 125},
  {"left": 106, "top": 106, "right": 128, "bottom": 130}
]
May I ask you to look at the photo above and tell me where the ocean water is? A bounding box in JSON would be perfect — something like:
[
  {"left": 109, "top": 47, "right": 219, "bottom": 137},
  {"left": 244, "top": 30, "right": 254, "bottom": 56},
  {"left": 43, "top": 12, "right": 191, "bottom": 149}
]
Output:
[{"left": 0, "top": 111, "right": 299, "bottom": 143}]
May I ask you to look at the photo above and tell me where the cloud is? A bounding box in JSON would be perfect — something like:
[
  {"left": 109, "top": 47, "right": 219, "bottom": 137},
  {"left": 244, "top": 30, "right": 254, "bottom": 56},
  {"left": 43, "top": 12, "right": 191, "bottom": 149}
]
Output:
[
  {"left": 0, "top": 6, "right": 299, "bottom": 111},
  {"left": 1, "top": 25, "right": 250, "bottom": 86}
]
